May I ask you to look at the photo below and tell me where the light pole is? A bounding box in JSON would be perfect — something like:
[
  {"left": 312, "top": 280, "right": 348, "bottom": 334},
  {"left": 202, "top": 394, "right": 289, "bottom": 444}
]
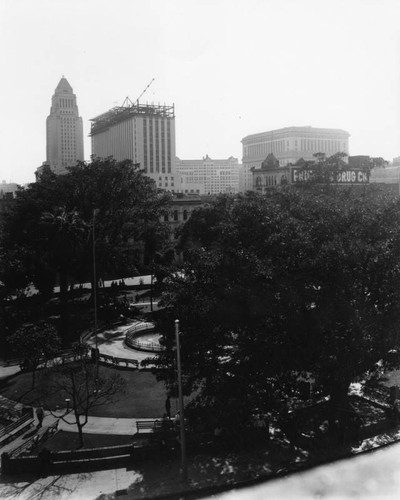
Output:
[
  {"left": 93, "top": 209, "right": 99, "bottom": 379},
  {"left": 175, "top": 319, "right": 188, "bottom": 483}
]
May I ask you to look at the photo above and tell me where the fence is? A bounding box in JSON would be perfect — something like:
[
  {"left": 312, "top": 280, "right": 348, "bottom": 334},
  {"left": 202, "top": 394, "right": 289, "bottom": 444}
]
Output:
[
  {"left": 0, "top": 396, "right": 27, "bottom": 421},
  {"left": 96, "top": 351, "right": 139, "bottom": 369},
  {"left": 8, "top": 420, "right": 59, "bottom": 458},
  {"left": 125, "top": 322, "right": 165, "bottom": 353},
  {"left": 1, "top": 441, "right": 164, "bottom": 475},
  {"left": 0, "top": 409, "right": 34, "bottom": 446}
]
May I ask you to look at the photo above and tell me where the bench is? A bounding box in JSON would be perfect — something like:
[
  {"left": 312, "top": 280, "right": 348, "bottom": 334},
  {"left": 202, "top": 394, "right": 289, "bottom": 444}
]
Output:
[{"left": 0, "top": 411, "right": 35, "bottom": 446}]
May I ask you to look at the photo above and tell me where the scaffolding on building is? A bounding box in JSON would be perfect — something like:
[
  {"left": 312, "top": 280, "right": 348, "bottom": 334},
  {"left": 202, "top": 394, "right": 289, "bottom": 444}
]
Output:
[{"left": 90, "top": 102, "right": 175, "bottom": 136}]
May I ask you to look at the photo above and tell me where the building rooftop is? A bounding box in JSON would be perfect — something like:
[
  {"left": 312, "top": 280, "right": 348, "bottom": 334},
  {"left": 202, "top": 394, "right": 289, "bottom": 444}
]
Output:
[
  {"left": 54, "top": 76, "right": 73, "bottom": 95},
  {"left": 242, "top": 126, "right": 350, "bottom": 142},
  {"left": 90, "top": 103, "right": 175, "bottom": 136}
]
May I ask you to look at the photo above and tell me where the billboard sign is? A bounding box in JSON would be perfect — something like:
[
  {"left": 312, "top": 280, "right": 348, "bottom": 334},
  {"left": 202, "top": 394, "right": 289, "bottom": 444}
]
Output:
[{"left": 291, "top": 168, "right": 369, "bottom": 185}]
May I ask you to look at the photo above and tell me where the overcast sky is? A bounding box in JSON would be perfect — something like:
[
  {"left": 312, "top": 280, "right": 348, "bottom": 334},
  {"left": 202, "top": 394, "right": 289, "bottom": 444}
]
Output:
[{"left": 1, "top": 0, "right": 400, "bottom": 184}]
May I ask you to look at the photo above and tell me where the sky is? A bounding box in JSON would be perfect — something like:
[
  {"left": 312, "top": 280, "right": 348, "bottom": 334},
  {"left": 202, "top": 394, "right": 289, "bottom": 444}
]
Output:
[{"left": 1, "top": 0, "right": 400, "bottom": 184}]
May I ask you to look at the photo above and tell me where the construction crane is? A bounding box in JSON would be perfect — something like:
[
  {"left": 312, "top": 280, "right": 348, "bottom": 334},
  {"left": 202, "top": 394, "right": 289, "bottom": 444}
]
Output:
[
  {"left": 120, "top": 79, "right": 155, "bottom": 109},
  {"left": 136, "top": 78, "right": 155, "bottom": 105}
]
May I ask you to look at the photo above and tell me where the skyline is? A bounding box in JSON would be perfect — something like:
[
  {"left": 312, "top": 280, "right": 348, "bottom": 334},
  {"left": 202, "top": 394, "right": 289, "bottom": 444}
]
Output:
[{"left": 1, "top": 0, "right": 400, "bottom": 184}]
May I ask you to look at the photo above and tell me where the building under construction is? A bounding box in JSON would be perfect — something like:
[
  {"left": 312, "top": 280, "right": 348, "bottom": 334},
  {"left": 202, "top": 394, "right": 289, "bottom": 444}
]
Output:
[{"left": 90, "top": 100, "right": 177, "bottom": 192}]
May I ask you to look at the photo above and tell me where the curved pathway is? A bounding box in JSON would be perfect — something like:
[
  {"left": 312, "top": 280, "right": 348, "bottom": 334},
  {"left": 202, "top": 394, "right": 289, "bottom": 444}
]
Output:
[
  {"left": 86, "top": 320, "right": 157, "bottom": 364},
  {"left": 0, "top": 320, "right": 163, "bottom": 443}
]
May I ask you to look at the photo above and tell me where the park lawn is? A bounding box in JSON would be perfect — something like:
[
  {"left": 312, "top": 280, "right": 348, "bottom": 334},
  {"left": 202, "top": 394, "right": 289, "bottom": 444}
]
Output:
[{"left": 0, "top": 366, "right": 168, "bottom": 418}]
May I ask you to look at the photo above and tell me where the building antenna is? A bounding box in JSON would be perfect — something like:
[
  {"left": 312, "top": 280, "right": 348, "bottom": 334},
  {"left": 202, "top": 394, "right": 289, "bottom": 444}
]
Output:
[{"left": 136, "top": 78, "right": 155, "bottom": 106}]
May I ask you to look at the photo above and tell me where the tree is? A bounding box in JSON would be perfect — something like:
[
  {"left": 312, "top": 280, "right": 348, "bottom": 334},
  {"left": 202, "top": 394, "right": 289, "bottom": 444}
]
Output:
[
  {"left": 41, "top": 343, "right": 126, "bottom": 448},
  {"left": 8, "top": 322, "right": 62, "bottom": 388},
  {"left": 153, "top": 187, "right": 400, "bottom": 442},
  {"left": 1, "top": 157, "right": 170, "bottom": 338},
  {"left": 62, "top": 157, "right": 171, "bottom": 282},
  {"left": 39, "top": 207, "right": 87, "bottom": 336}
]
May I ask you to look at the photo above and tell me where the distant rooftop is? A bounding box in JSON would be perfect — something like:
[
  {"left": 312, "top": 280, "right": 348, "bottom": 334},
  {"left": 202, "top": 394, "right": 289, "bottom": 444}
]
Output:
[
  {"left": 54, "top": 76, "right": 73, "bottom": 94},
  {"left": 242, "top": 126, "right": 350, "bottom": 142}
]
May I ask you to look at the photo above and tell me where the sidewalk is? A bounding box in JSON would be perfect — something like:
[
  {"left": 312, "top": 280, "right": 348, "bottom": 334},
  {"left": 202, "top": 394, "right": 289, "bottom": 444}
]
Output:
[
  {"left": 44, "top": 411, "right": 156, "bottom": 435},
  {"left": 0, "top": 410, "right": 156, "bottom": 457}
]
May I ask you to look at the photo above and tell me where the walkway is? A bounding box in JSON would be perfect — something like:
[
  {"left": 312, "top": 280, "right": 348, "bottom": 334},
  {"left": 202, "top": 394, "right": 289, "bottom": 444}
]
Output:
[
  {"left": 0, "top": 319, "right": 162, "bottom": 456},
  {"left": 0, "top": 408, "right": 153, "bottom": 457},
  {"left": 86, "top": 320, "right": 157, "bottom": 364},
  {"left": 23, "top": 275, "right": 153, "bottom": 297}
]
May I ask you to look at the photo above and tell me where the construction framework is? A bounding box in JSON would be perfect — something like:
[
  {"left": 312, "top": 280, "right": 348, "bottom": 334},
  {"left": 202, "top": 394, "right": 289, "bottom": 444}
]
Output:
[{"left": 90, "top": 102, "right": 175, "bottom": 136}]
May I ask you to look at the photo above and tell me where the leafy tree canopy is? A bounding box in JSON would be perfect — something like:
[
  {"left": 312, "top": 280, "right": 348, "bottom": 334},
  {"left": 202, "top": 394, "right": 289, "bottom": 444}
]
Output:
[
  {"left": 1, "top": 157, "right": 171, "bottom": 337},
  {"left": 7, "top": 322, "right": 62, "bottom": 387},
  {"left": 2, "top": 157, "right": 170, "bottom": 290},
  {"left": 154, "top": 187, "right": 400, "bottom": 436}
]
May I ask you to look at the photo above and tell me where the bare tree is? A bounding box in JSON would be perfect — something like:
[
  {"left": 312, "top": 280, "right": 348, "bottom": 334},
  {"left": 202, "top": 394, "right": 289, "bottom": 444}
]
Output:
[{"left": 41, "top": 343, "right": 126, "bottom": 448}]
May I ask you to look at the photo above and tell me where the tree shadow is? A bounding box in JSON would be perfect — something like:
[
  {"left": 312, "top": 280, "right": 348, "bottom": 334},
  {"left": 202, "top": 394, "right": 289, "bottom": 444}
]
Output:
[{"left": 0, "top": 473, "right": 90, "bottom": 500}]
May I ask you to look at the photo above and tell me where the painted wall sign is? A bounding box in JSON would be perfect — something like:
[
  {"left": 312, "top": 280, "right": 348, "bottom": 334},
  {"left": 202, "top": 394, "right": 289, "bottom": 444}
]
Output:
[{"left": 291, "top": 168, "right": 369, "bottom": 184}]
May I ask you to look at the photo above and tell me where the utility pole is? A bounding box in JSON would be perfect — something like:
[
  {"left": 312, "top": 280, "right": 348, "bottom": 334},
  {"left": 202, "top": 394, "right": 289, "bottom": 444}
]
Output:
[
  {"left": 93, "top": 209, "right": 99, "bottom": 379},
  {"left": 175, "top": 319, "right": 188, "bottom": 482}
]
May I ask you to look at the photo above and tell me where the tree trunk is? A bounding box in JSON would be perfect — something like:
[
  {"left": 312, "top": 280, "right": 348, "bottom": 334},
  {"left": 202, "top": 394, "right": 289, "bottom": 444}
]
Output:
[{"left": 75, "top": 414, "right": 85, "bottom": 448}]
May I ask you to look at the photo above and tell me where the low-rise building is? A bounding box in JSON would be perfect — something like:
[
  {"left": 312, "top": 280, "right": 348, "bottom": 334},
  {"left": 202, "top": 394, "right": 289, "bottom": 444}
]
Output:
[{"left": 176, "top": 155, "right": 240, "bottom": 195}]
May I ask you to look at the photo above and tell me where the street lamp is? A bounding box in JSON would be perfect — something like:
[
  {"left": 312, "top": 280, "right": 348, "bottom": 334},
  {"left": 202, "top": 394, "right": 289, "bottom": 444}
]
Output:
[
  {"left": 93, "top": 209, "right": 99, "bottom": 378},
  {"left": 175, "top": 319, "right": 188, "bottom": 483}
]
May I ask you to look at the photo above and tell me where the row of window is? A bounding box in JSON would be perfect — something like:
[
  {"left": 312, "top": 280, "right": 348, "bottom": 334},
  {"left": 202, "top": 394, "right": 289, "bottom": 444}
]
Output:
[
  {"left": 255, "top": 174, "right": 287, "bottom": 187},
  {"left": 143, "top": 118, "right": 172, "bottom": 173},
  {"left": 163, "top": 210, "right": 189, "bottom": 222},
  {"left": 59, "top": 98, "right": 75, "bottom": 108},
  {"left": 245, "top": 139, "right": 347, "bottom": 157}
]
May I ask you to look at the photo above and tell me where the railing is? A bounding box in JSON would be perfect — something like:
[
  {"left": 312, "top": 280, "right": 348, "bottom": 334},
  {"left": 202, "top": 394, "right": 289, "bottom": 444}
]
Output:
[
  {"left": 0, "top": 410, "right": 34, "bottom": 445},
  {"left": 125, "top": 322, "right": 165, "bottom": 353},
  {"left": 126, "top": 322, "right": 155, "bottom": 335},
  {"left": 128, "top": 338, "right": 165, "bottom": 352},
  {"left": 96, "top": 352, "right": 139, "bottom": 369},
  {"left": 9, "top": 420, "right": 59, "bottom": 458},
  {"left": 0, "top": 396, "right": 25, "bottom": 421}
]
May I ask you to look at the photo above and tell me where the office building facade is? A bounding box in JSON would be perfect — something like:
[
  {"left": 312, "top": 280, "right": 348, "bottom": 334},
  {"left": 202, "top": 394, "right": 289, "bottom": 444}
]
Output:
[
  {"left": 43, "top": 77, "right": 84, "bottom": 175},
  {"left": 176, "top": 155, "right": 240, "bottom": 195},
  {"left": 90, "top": 103, "right": 177, "bottom": 192}
]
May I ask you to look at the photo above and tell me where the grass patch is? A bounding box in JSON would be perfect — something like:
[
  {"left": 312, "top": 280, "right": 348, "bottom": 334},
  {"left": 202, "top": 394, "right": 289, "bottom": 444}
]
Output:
[{"left": 0, "top": 366, "right": 169, "bottom": 418}]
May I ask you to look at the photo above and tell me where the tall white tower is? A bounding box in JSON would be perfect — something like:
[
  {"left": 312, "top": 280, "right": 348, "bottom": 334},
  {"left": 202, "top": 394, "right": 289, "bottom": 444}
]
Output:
[{"left": 45, "top": 77, "right": 84, "bottom": 175}]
